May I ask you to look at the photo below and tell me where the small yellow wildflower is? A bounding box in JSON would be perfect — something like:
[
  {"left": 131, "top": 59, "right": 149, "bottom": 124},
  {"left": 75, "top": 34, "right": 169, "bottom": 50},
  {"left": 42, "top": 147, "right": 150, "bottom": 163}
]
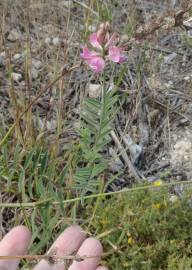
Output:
[
  {"left": 153, "top": 180, "right": 163, "bottom": 187},
  {"left": 128, "top": 236, "right": 135, "bottom": 245},
  {"left": 153, "top": 203, "right": 161, "bottom": 209},
  {"left": 100, "top": 219, "right": 108, "bottom": 225},
  {"left": 122, "top": 262, "right": 129, "bottom": 267}
]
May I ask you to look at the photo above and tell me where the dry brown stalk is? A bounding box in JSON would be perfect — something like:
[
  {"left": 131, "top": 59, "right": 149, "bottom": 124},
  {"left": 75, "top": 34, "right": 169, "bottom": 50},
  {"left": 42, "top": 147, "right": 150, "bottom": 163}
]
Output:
[
  {"left": 0, "top": 254, "right": 89, "bottom": 264},
  {"left": 0, "top": 244, "right": 126, "bottom": 266},
  {"left": 0, "top": 65, "right": 79, "bottom": 147},
  {"left": 122, "top": 0, "right": 192, "bottom": 49}
]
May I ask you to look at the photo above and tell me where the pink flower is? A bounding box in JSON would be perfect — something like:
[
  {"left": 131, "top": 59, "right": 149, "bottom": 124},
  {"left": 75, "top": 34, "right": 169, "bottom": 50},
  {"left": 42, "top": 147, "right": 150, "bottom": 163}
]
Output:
[
  {"left": 108, "top": 46, "right": 127, "bottom": 63},
  {"left": 81, "top": 31, "right": 127, "bottom": 73},
  {"left": 80, "top": 46, "right": 105, "bottom": 73},
  {"left": 89, "top": 33, "right": 103, "bottom": 50},
  {"left": 80, "top": 46, "right": 99, "bottom": 60},
  {"left": 86, "top": 57, "right": 105, "bottom": 73}
]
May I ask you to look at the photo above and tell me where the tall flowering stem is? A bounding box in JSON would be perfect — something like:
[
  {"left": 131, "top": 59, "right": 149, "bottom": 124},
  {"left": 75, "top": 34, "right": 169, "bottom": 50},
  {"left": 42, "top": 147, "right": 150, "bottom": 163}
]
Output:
[
  {"left": 80, "top": 22, "right": 127, "bottom": 148},
  {"left": 78, "top": 22, "right": 128, "bottom": 186},
  {"left": 95, "top": 70, "right": 106, "bottom": 148}
]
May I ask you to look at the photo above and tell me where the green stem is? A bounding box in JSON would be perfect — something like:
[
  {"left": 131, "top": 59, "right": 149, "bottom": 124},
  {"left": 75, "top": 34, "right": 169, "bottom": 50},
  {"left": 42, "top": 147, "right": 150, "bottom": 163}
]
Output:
[
  {"left": 94, "top": 71, "right": 106, "bottom": 148},
  {"left": 1, "top": 180, "right": 192, "bottom": 208}
]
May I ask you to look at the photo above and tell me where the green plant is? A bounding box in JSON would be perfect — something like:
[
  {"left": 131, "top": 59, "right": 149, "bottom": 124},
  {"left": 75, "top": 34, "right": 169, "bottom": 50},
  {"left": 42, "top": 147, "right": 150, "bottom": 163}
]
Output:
[
  {"left": 74, "top": 85, "right": 118, "bottom": 194},
  {"left": 85, "top": 185, "right": 192, "bottom": 270},
  {"left": 73, "top": 22, "right": 127, "bottom": 194}
]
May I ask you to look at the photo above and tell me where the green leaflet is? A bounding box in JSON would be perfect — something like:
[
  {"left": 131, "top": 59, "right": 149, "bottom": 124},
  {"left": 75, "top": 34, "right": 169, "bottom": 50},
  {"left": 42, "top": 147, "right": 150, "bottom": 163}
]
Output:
[{"left": 73, "top": 88, "right": 118, "bottom": 194}]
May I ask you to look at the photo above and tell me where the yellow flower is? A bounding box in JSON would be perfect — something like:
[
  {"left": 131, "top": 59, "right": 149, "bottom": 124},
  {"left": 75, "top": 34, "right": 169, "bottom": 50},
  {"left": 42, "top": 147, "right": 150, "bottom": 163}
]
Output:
[
  {"left": 153, "top": 180, "right": 163, "bottom": 187},
  {"left": 100, "top": 219, "right": 108, "bottom": 225},
  {"left": 153, "top": 203, "right": 161, "bottom": 209},
  {"left": 122, "top": 262, "right": 129, "bottom": 267},
  {"left": 128, "top": 236, "right": 135, "bottom": 245}
]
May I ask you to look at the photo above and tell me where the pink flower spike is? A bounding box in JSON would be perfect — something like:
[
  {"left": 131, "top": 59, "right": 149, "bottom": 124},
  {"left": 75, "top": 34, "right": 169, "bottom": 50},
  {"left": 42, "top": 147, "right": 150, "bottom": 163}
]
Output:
[
  {"left": 89, "top": 33, "right": 102, "bottom": 50},
  {"left": 86, "top": 56, "right": 105, "bottom": 73},
  {"left": 108, "top": 46, "right": 127, "bottom": 63},
  {"left": 80, "top": 46, "right": 98, "bottom": 60}
]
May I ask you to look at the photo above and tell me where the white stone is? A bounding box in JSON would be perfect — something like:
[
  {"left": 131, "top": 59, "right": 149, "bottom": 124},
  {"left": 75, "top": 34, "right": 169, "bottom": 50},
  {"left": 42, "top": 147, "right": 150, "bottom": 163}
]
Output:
[
  {"left": 164, "top": 52, "right": 177, "bottom": 64},
  {"left": 73, "top": 121, "right": 81, "bottom": 129},
  {"left": 187, "top": 30, "right": 192, "bottom": 38},
  {"left": 45, "top": 37, "right": 51, "bottom": 45},
  {"left": 32, "top": 59, "right": 42, "bottom": 70},
  {"left": 0, "top": 52, "right": 5, "bottom": 66},
  {"left": 170, "top": 129, "right": 192, "bottom": 179},
  {"left": 184, "top": 76, "right": 190, "bottom": 81},
  {"left": 13, "top": 53, "right": 22, "bottom": 60},
  {"left": 87, "top": 84, "right": 101, "bottom": 99},
  {"left": 183, "top": 17, "right": 192, "bottom": 28},
  {"left": 0, "top": 51, "right": 6, "bottom": 58},
  {"left": 63, "top": 0, "right": 73, "bottom": 8},
  {"left": 52, "top": 37, "right": 60, "bottom": 46},
  {"left": 109, "top": 147, "right": 123, "bottom": 172},
  {"left": 7, "top": 29, "right": 22, "bottom": 41},
  {"left": 11, "top": 72, "right": 22, "bottom": 82},
  {"left": 31, "top": 68, "right": 39, "bottom": 79},
  {"left": 46, "top": 120, "right": 57, "bottom": 130},
  {"left": 88, "top": 25, "right": 97, "bottom": 32},
  {"left": 0, "top": 56, "right": 4, "bottom": 66},
  {"left": 13, "top": 53, "right": 24, "bottom": 63}
]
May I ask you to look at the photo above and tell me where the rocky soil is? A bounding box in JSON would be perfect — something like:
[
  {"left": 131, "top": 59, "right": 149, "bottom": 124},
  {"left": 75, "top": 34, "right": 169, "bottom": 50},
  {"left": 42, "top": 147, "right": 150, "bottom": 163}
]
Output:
[{"left": 0, "top": 0, "right": 192, "bottom": 190}]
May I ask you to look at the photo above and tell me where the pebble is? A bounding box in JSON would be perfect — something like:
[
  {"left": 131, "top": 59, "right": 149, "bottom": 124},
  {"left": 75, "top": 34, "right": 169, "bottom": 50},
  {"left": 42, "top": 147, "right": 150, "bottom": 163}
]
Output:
[
  {"left": 13, "top": 53, "right": 24, "bottom": 63},
  {"left": 32, "top": 59, "right": 42, "bottom": 70},
  {"left": 31, "top": 68, "right": 39, "bottom": 80},
  {"left": 0, "top": 56, "right": 4, "bottom": 67},
  {"left": 46, "top": 120, "right": 57, "bottom": 131},
  {"left": 11, "top": 72, "right": 22, "bottom": 82},
  {"left": 13, "top": 53, "right": 22, "bottom": 60},
  {"left": 0, "top": 52, "right": 6, "bottom": 67},
  {"left": 183, "top": 17, "right": 192, "bottom": 29},
  {"left": 184, "top": 76, "right": 190, "bottom": 81},
  {"left": 0, "top": 51, "right": 6, "bottom": 58},
  {"left": 109, "top": 147, "right": 124, "bottom": 172},
  {"left": 163, "top": 52, "right": 177, "bottom": 64},
  {"left": 187, "top": 30, "right": 192, "bottom": 38},
  {"left": 88, "top": 25, "right": 97, "bottom": 32},
  {"left": 45, "top": 37, "right": 51, "bottom": 45},
  {"left": 52, "top": 37, "right": 60, "bottom": 46},
  {"left": 73, "top": 121, "right": 81, "bottom": 129},
  {"left": 7, "top": 29, "right": 22, "bottom": 42},
  {"left": 123, "top": 134, "right": 142, "bottom": 163},
  {"left": 63, "top": 0, "right": 73, "bottom": 8},
  {"left": 87, "top": 83, "right": 101, "bottom": 99}
]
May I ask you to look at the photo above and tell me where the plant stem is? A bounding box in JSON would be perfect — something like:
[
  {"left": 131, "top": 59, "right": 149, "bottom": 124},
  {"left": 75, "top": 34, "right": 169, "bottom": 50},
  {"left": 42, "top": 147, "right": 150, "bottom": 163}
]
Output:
[
  {"left": 1, "top": 180, "right": 192, "bottom": 208},
  {"left": 0, "top": 66, "right": 78, "bottom": 148},
  {"left": 94, "top": 71, "right": 106, "bottom": 148}
]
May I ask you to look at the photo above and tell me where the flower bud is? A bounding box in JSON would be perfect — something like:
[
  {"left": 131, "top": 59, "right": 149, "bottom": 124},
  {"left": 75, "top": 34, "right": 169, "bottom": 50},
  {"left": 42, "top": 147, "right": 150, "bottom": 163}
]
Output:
[
  {"left": 99, "top": 22, "right": 105, "bottom": 30},
  {"left": 104, "top": 21, "right": 111, "bottom": 31},
  {"left": 97, "top": 29, "right": 105, "bottom": 44},
  {"left": 99, "top": 21, "right": 111, "bottom": 32}
]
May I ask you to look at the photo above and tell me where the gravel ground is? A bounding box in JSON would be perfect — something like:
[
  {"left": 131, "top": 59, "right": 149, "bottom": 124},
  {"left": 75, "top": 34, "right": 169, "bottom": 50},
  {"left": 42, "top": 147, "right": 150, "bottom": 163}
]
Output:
[{"left": 0, "top": 0, "right": 192, "bottom": 190}]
